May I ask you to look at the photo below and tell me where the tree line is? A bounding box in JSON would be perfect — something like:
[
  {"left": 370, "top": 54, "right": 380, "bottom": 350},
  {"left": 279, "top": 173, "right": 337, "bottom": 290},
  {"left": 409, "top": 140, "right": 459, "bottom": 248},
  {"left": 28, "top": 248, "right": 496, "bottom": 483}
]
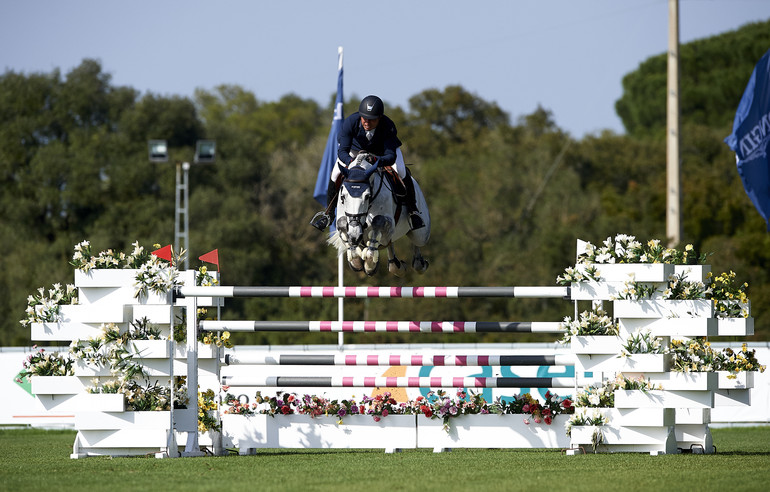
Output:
[{"left": 1, "top": 20, "right": 769, "bottom": 346}]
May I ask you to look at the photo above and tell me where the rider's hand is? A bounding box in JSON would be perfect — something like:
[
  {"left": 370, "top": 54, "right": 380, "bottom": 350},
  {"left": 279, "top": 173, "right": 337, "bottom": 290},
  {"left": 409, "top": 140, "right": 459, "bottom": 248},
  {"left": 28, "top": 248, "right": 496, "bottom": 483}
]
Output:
[{"left": 365, "top": 154, "right": 378, "bottom": 164}]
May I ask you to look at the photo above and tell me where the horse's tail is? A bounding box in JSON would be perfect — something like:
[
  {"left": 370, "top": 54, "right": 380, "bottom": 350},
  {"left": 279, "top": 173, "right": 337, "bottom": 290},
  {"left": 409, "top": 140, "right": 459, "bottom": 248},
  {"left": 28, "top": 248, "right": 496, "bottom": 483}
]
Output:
[{"left": 327, "top": 231, "right": 346, "bottom": 252}]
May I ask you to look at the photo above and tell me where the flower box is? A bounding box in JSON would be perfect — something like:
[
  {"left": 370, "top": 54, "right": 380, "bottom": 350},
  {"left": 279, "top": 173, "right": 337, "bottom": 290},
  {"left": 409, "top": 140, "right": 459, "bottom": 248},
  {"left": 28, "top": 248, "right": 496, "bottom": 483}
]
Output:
[
  {"left": 138, "top": 291, "right": 172, "bottom": 305},
  {"left": 615, "top": 353, "right": 671, "bottom": 373},
  {"left": 221, "top": 414, "right": 417, "bottom": 453},
  {"left": 30, "top": 321, "right": 105, "bottom": 342},
  {"left": 673, "top": 265, "right": 711, "bottom": 283},
  {"left": 75, "top": 269, "right": 139, "bottom": 288},
  {"left": 578, "top": 263, "right": 673, "bottom": 282},
  {"left": 570, "top": 424, "right": 677, "bottom": 453},
  {"left": 713, "top": 389, "right": 751, "bottom": 406},
  {"left": 75, "top": 411, "right": 172, "bottom": 430},
  {"left": 77, "top": 428, "right": 170, "bottom": 448},
  {"left": 77, "top": 286, "right": 136, "bottom": 306},
  {"left": 30, "top": 376, "right": 83, "bottom": 395},
  {"left": 128, "top": 340, "right": 171, "bottom": 359},
  {"left": 416, "top": 414, "right": 570, "bottom": 449},
  {"left": 618, "top": 318, "right": 717, "bottom": 338},
  {"left": 675, "top": 408, "right": 710, "bottom": 425},
  {"left": 614, "top": 389, "right": 713, "bottom": 409},
  {"left": 37, "top": 393, "right": 125, "bottom": 412},
  {"left": 75, "top": 359, "right": 172, "bottom": 377},
  {"left": 570, "top": 281, "right": 628, "bottom": 301},
  {"left": 674, "top": 424, "right": 713, "bottom": 453},
  {"left": 59, "top": 304, "right": 128, "bottom": 323},
  {"left": 570, "top": 335, "right": 623, "bottom": 354},
  {"left": 131, "top": 305, "right": 175, "bottom": 325},
  {"left": 613, "top": 300, "right": 714, "bottom": 319},
  {"left": 717, "top": 371, "right": 754, "bottom": 390},
  {"left": 646, "top": 371, "right": 718, "bottom": 391},
  {"left": 716, "top": 317, "right": 754, "bottom": 336}
]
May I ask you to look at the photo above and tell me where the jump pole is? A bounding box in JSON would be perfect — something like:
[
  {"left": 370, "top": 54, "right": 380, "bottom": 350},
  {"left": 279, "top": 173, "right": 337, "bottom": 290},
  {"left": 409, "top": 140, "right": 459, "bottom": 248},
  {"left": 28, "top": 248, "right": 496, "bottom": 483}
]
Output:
[
  {"left": 200, "top": 320, "right": 565, "bottom": 333},
  {"left": 224, "top": 353, "right": 575, "bottom": 367},
  {"left": 176, "top": 285, "right": 570, "bottom": 299},
  {"left": 221, "top": 375, "right": 575, "bottom": 388}
]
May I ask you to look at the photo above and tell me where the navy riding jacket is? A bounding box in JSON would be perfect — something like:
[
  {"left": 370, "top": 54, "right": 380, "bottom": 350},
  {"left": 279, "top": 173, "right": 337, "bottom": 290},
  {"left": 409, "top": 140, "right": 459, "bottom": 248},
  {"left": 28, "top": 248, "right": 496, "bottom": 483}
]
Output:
[{"left": 337, "top": 113, "right": 402, "bottom": 167}]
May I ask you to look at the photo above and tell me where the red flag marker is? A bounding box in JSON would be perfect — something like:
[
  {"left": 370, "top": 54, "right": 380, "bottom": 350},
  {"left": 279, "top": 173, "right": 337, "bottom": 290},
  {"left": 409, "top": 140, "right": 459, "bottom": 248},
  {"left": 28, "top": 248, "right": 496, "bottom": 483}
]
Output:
[
  {"left": 152, "top": 245, "right": 173, "bottom": 263},
  {"left": 199, "top": 249, "right": 219, "bottom": 268}
]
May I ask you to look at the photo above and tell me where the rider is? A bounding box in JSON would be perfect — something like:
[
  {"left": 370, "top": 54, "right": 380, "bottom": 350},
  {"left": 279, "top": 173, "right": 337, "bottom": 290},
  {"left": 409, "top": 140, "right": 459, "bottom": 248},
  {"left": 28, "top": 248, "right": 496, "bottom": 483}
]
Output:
[{"left": 310, "top": 95, "right": 425, "bottom": 231}]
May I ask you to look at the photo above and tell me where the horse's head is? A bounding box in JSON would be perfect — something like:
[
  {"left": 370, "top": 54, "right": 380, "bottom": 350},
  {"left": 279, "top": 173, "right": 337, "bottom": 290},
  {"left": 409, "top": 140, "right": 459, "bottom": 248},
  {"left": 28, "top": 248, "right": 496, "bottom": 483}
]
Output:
[{"left": 336, "top": 158, "right": 378, "bottom": 246}]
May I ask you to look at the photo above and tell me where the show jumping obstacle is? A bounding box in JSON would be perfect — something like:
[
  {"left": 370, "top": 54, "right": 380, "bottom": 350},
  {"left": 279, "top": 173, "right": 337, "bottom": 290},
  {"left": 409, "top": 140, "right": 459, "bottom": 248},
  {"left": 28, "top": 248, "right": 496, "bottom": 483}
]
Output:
[{"left": 25, "top": 250, "right": 757, "bottom": 457}]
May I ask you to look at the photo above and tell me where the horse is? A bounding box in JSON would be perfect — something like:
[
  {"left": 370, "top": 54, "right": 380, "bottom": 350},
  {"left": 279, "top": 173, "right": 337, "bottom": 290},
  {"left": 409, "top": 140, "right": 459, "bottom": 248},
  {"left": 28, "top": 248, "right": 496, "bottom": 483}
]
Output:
[{"left": 328, "top": 153, "right": 430, "bottom": 276}]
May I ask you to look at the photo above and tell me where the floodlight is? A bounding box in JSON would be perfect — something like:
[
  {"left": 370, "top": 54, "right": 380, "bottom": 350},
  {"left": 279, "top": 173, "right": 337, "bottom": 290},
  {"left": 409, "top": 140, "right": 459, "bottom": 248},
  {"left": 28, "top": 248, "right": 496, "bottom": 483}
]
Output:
[
  {"left": 194, "top": 140, "right": 216, "bottom": 164},
  {"left": 148, "top": 140, "right": 169, "bottom": 163}
]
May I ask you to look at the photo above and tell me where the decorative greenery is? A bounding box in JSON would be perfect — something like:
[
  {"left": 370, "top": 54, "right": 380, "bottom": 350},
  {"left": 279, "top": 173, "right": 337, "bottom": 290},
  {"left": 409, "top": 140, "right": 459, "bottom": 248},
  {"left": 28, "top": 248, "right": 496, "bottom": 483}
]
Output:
[
  {"left": 669, "top": 338, "right": 766, "bottom": 374},
  {"left": 494, "top": 391, "right": 573, "bottom": 426},
  {"left": 565, "top": 410, "right": 609, "bottom": 446},
  {"left": 620, "top": 329, "right": 666, "bottom": 355},
  {"left": 15, "top": 346, "right": 74, "bottom": 382},
  {"left": 707, "top": 271, "right": 750, "bottom": 318},
  {"left": 196, "top": 266, "right": 219, "bottom": 287},
  {"left": 560, "top": 307, "right": 619, "bottom": 343},
  {"left": 614, "top": 279, "right": 660, "bottom": 300},
  {"left": 69, "top": 322, "right": 148, "bottom": 380},
  {"left": 70, "top": 240, "right": 155, "bottom": 271},
  {"left": 20, "top": 283, "right": 78, "bottom": 326},
  {"left": 663, "top": 273, "right": 709, "bottom": 300},
  {"left": 573, "top": 381, "right": 615, "bottom": 408},
  {"left": 198, "top": 388, "right": 221, "bottom": 432},
  {"left": 576, "top": 234, "right": 707, "bottom": 265},
  {"left": 556, "top": 265, "right": 601, "bottom": 286}
]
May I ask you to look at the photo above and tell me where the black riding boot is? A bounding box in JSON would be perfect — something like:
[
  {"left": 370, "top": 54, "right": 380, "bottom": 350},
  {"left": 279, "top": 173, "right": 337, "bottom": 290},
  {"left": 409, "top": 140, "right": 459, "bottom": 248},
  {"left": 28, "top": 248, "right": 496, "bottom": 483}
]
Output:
[
  {"left": 310, "top": 179, "right": 338, "bottom": 231},
  {"left": 404, "top": 170, "right": 425, "bottom": 230}
]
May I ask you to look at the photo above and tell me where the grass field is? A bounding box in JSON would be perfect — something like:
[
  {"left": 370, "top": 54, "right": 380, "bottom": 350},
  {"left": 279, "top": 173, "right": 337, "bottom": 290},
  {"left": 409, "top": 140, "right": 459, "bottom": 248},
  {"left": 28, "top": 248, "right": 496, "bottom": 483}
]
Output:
[{"left": 1, "top": 426, "right": 769, "bottom": 491}]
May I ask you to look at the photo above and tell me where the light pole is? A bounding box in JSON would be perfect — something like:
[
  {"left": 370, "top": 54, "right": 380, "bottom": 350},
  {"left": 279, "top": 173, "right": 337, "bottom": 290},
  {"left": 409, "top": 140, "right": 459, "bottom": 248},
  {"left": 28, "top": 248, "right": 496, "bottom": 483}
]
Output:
[{"left": 148, "top": 139, "right": 216, "bottom": 270}]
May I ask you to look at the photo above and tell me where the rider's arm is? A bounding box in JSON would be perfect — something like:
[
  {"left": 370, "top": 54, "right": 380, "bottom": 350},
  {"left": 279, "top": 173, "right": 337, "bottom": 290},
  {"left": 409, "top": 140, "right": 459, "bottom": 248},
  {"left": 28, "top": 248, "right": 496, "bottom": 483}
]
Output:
[
  {"left": 377, "top": 119, "right": 401, "bottom": 167},
  {"left": 337, "top": 116, "right": 355, "bottom": 165}
]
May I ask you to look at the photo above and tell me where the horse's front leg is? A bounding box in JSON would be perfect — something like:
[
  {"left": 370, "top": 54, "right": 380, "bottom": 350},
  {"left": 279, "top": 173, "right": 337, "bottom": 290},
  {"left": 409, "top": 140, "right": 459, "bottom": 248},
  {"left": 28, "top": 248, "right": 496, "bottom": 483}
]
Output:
[
  {"left": 412, "top": 245, "right": 429, "bottom": 274},
  {"left": 363, "top": 215, "right": 393, "bottom": 276}
]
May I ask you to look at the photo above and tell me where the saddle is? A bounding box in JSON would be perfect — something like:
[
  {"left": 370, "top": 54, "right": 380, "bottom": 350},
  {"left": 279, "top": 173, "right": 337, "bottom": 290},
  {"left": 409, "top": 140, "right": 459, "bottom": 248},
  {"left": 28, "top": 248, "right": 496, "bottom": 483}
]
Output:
[{"left": 382, "top": 166, "right": 407, "bottom": 224}]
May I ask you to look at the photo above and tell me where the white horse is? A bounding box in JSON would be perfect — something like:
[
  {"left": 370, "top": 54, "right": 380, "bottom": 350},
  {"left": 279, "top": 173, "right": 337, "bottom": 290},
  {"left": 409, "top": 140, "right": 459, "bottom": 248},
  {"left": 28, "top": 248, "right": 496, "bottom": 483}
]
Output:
[{"left": 329, "top": 153, "right": 430, "bottom": 276}]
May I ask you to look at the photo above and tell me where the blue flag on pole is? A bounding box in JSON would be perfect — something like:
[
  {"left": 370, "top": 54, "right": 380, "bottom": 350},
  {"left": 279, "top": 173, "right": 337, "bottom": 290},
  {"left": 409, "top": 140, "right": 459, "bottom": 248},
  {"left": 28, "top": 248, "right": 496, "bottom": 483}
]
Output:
[
  {"left": 313, "top": 47, "right": 344, "bottom": 206},
  {"left": 725, "top": 48, "right": 770, "bottom": 231}
]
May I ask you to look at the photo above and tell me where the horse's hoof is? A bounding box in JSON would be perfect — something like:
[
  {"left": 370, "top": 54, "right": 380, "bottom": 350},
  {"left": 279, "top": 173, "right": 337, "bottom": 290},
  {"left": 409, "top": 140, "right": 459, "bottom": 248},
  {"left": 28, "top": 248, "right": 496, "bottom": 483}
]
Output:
[
  {"left": 365, "top": 260, "right": 379, "bottom": 276},
  {"left": 388, "top": 258, "right": 407, "bottom": 277},
  {"left": 348, "top": 251, "right": 364, "bottom": 272},
  {"left": 412, "top": 257, "right": 429, "bottom": 274}
]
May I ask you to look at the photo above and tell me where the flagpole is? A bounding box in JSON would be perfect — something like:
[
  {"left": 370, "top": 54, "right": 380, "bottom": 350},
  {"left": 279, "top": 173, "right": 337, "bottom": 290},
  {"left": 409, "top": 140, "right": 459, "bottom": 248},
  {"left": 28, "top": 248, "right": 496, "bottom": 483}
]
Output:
[{"left": 336, "top": 46, "right": 345, "bottom": 348}]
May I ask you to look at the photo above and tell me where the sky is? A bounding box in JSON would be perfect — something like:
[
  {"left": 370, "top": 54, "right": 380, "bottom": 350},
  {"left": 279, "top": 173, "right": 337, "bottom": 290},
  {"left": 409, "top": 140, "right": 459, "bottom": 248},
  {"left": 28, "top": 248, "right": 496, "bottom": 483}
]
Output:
[{"left": 1, "top": 0, "right": 768, "bottom": 138}]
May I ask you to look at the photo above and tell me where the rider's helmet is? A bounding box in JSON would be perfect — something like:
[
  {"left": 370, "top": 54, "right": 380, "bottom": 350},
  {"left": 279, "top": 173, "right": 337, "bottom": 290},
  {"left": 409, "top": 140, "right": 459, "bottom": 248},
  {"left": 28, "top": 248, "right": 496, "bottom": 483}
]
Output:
[{"left": 359, "top": 95, "right": 384, "bottom": 119}]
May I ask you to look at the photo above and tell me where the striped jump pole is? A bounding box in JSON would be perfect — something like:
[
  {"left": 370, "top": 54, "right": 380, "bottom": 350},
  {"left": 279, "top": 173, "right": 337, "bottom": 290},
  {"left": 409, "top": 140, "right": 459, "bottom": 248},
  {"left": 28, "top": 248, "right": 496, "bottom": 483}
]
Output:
[
  {"left": 201, "top": 320, "right": 565, "bottom": 334},
  {"left": 221, "top": 375, "right": 575, "bottom": 389},
  {"left": 176, "top": 285, "right": 569, "bottom": 299},
  {"left": 224, "top": 353, "right": 575, "bottom": 367}
]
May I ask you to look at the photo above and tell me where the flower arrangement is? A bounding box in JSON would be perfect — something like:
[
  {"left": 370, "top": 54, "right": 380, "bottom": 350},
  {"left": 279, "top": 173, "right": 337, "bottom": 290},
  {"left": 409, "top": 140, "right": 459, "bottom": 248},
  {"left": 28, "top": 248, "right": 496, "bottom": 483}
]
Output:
[
  {"left": 669, "top": 339, "right": 766, "bottom": 375},
  {"left": 556, "top": 265, "right": 601, "bottom": 286},
  {"left": 560, "top": 307, "right": 619, "bottom": 343},
  {"left": 225, "top": 390, "right": 574, "bottom": 432},
  {"left": 663, "top": 273, "right": 709, "bottom": 300},
  {"left": 69, "top": 322, "right": 148, "bottom": 380},
  {"left": 573, "top": 381, "right": 615, "bottom": 408},
  {"left": 198, "top": 388, "right": 221, "bottom": 432},
  {"left": 669, "top": 338, "right": 720, "bottom": 373},
  {"left": 565, "top": 409, "right": 609, "bottom": 437},
  {"left": 196, "top": 266, "right": 219, "bottom": 287},
  {"left": 613, "top": 373, "right": 661, "bottom": 391},
  {"left": 613, "top": 279, "right": 660, "bottom": 300},
  {"left": 20, "top": 283, "right": 78, "bottom": 326},
  {"left": 620, "top": 329, "right": 666, "bottom": 355},
  {"left": 495, "top": 391, "right": 573, "bottom": 426},
  {"left": 707, "top": 271, "right": 750, "bottom": 318},
  {"left": 575, "top": 234, "right": 706, "bottom": 265},
  {"left": 15, "top": 346, "right": 74, "bottom": 382}
]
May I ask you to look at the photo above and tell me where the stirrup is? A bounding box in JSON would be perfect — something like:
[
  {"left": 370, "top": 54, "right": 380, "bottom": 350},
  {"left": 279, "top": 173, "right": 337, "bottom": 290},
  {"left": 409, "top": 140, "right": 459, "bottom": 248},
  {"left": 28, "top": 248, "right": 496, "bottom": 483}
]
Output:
[
  {"left": 310, "top": 211, "right": 331, "bottom": 231},
  {"left": 408, "top": 211, "right": 425, "bottom": 230}
]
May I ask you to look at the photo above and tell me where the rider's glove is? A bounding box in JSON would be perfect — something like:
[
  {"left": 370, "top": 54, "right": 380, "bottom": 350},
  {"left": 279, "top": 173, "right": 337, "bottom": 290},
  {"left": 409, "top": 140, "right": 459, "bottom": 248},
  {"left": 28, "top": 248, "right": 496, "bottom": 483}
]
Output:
[{"left": 365, "top": 154, "right": 378, "bottom": 164}]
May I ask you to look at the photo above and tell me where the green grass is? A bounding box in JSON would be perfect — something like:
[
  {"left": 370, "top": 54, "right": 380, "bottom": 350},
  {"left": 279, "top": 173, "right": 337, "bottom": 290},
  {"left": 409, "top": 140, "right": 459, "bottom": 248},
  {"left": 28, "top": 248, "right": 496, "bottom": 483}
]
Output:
[{"left": 1, "top": 427, "right": 769, "bottom": 491}]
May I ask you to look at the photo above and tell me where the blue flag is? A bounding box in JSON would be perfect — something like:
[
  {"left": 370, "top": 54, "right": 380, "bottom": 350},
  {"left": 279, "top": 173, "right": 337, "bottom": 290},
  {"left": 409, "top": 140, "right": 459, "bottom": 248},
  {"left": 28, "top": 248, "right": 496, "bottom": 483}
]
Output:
[
  {"left": 725, "top": 48, "right": 770, "bottom": 231},
  {"left": 313, "top": 47, "right": 344, "bottom": 206}
]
